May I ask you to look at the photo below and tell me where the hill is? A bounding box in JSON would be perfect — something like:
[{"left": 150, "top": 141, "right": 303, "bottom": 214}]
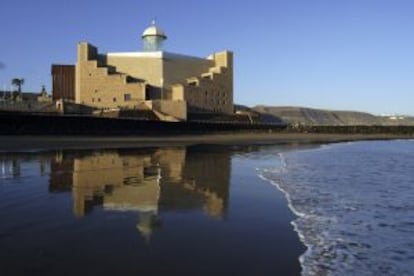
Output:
[{"left": 252, "top": 106, "right": 414, "bottom": 126}]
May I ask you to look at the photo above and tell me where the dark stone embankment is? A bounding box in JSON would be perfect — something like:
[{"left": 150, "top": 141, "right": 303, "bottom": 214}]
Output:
[
  {"left": 0, "top": 112, "right": 413, "bottom": 140},
  {"left": 0, "top": 111, "right": 286, "bottom": 136}
]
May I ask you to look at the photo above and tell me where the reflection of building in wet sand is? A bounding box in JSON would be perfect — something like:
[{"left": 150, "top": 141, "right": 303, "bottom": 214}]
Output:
[
  {"left": 1, "top": 159, "right": 21, "bottom": 178},
  {"left": 49, "top": 147, "right": 231, "bottom": 240},
  {"left": 71, "top": 150, "right": 158, "bottom": 217},
  {"left": 1, "top": 154, "right": 50, "bottom": 179},
  {"left": 160, "top": 147, "right": 231, "bottom": 219}
]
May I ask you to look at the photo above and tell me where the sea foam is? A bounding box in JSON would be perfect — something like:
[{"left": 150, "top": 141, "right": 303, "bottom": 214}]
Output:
[{"left": 258, "top": 140, "right": 414, "bottom": 276}]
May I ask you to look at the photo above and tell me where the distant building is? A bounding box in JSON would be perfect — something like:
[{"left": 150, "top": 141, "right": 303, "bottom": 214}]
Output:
[
  {"left": 52, "top": 21, "right": 233, "bottom": 121},
  {"left": 0, "top": 86, "right": 53, "bottom": 112},
  {"left": 0, "top": 86, "right": 51, "bottom": 103}
]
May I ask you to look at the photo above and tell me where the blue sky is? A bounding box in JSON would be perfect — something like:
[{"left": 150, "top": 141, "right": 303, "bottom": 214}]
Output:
[{"left": 1, "top": 0, "right": 413, "bottom": 115}]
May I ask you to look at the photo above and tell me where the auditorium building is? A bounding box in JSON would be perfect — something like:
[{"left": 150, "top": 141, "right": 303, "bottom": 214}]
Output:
[{"left": 52, "top": 22, "right": 233, "bottom": 121}]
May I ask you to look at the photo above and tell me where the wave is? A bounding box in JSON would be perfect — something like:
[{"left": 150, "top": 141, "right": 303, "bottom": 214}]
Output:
[{"left": 257, "top": 140, "right": 414, "bottom": 276}]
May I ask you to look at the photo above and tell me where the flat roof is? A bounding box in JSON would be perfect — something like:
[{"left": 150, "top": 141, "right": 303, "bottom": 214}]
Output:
[{"left": 106, "top": 51, "right": 211, "bottom": 62}]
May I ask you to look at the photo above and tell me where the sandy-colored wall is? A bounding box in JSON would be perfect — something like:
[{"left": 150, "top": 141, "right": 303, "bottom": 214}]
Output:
[
  {"left": 76, "top": 43, "right": 146, "bottom": 109},
  {"left": 106, "top": 52, "right": 214, "bottom": 89},
  {"left": 75, "top": 43, "right": 233, "bottom": 117},
  {"left": 106, "top": 54, "right": 163, "bottom": 87},
  {"left": 163, "top": 53, "right": 214, "bottom": 87},
  {"left": 171, "top": 51, "right": 233, "bottom": 114},
  {"left": 149, "top": 100, "right": 187, "bottom": 121}
]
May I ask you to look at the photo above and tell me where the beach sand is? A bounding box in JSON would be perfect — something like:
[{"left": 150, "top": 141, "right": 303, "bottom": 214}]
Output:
[
  {"left": 0, "top": 132, "right": 411, "bottom": 151},
  {"left": 1, "top": 134, "right": 410, "bottom": 274},
  {"left": 0, "top": 141, "right": 306, "bottom": 275}
]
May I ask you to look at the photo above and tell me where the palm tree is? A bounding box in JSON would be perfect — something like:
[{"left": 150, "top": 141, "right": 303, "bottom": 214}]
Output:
[{"left": 11, "top": 78, "right": 24, "bottom": 93}]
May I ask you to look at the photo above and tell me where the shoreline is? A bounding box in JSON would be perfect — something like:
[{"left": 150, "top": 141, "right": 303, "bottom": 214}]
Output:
[{"left": 0, "top": 132, "right": 412, "bottom": 151}]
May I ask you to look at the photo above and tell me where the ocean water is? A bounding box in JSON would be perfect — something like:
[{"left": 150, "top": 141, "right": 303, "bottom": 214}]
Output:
[{"left": 259, "top": 140, "right": 414, "bottom": 276}]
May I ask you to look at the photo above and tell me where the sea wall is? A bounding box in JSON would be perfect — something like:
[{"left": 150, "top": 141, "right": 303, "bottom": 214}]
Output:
[{"left": 0, "top": 112, "right": 286, "bottom": 135}]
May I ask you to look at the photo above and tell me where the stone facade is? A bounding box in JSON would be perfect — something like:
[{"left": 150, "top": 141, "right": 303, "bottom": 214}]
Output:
[
  {"left": 73, "top": 44, "right": 232, "bottom": 121},
  {"left": 61, "top": 22, "right": 235, "bottom": 121},
  {"left": 171, "top": 51, "right": 233, "bottom": 114},
  {"left": 75, "top": 43, "right": 147, "bottom": 110}
]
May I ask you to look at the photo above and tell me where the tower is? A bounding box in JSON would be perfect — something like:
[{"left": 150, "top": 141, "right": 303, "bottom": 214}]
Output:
[{"left": 141, "top": 20, "right": 167, "bottom": 52}]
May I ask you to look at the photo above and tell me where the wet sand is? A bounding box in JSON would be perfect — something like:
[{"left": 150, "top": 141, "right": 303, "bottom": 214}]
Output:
[
  {"left": 1, "top": 135, "right": 409, "bottom": 274},
  {"left": 0, "top": 132, "right": 412, "bottom": 151},
  {"left": 0, "top": 143, "right": 305, "bottom": 275}
]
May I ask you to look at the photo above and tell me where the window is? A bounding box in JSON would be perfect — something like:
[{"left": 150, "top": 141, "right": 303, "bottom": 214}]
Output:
[
  {"left": 113, "top": 97, "right": 117, "bottom": 102},
  {"left": 98, "top": 98, "right": 101, "bottom": 102},
  {"left": 124, "top": 93, "right": 131, "bottom": 101}
]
